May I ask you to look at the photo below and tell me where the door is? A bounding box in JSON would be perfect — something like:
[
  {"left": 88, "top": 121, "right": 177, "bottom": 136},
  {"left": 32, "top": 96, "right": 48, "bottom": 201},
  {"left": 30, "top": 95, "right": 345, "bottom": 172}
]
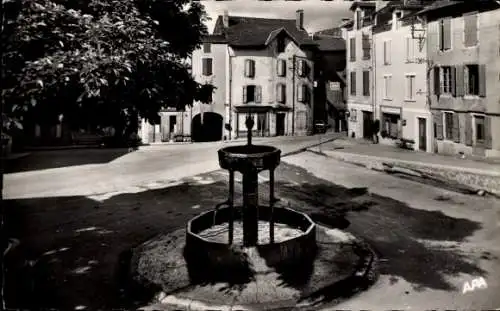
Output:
[
  {"left": 418, "top": 117, "right": 427, "bottom": 151},
  {"left": 362, "top": 111, "right": 373, "bottom": 139},
  {"left": 276, "top": 114, "right": 285, "bottom": 136}
]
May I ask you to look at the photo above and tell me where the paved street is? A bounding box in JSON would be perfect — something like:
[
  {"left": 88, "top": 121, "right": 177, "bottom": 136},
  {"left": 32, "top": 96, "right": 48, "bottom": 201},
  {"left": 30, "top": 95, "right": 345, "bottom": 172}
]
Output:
[
  {"left": 4, "top": 134, "right": 339, "bottom": 199},
  {"left": 3, "top": 138, "right": 500, "bottom": 310}
]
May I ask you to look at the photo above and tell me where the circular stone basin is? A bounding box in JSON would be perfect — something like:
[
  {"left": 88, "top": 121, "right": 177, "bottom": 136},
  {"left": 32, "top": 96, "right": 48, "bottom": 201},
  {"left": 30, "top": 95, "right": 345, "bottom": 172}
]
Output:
[
  {"left": 185, "top": 206, "right": 316, "bottom": 270},
  {"left": 198, "top": 220, "right": 304, "bottom": 245},
  {"left": 218, "top": 145, "right": 281, "bottom": 172}
]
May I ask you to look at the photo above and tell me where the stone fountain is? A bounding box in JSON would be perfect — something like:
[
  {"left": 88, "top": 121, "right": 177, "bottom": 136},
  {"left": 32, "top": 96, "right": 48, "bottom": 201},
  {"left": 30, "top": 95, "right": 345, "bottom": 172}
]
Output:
[
  {"left": 130, "top": 113, "right": 378, "bottom": 310},
  {"left": 185, "top": 114, "right": 317, "bottom": 274}
]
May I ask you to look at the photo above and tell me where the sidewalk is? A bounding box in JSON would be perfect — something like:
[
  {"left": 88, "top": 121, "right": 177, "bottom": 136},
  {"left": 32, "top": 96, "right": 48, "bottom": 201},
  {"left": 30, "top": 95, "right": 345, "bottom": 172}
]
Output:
[{"left": 309, "top": 138, "right": 500, "bottom": 196}]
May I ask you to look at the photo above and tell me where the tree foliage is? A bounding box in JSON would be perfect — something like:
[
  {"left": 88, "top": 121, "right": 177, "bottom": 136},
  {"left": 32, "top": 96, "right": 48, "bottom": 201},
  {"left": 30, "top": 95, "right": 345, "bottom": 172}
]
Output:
[{"left": 1, "top": 0, "right": 215, "bottom": 132}]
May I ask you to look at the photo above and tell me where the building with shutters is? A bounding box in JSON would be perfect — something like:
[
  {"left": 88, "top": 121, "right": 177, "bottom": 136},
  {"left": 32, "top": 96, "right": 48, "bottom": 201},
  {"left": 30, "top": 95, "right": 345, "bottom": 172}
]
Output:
[
  {"left": 344, "top": 1, "right": 376, "bottom": 140},
  {"left": 372, "top": 1, "right": 431, "bottom": 152},
  {"left": 140, "top": 10, "right": 318, "bottom": 143},
  {"left": 417, "top": 0, "right": 500, "bottom": 158}
]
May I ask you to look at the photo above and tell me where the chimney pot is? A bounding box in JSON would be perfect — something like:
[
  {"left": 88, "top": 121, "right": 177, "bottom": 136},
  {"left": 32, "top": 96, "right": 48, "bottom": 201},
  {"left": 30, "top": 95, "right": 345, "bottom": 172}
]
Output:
[
  {"left": 296, "top": 9, "right": 304, "bottom": 30},
  {"left": 223, "top": 10, "right": 229, "bottom": 28}
]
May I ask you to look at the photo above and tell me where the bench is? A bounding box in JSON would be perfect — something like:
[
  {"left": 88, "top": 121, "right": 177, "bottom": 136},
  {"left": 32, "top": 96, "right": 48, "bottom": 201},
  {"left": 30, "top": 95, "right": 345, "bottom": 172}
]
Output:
[{"left": 397, "top": 138, "right": 415, "bottom": 150}]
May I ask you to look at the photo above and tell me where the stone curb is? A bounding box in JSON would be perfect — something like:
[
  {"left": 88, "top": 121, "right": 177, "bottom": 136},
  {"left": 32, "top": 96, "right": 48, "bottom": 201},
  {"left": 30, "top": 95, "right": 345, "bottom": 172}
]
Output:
[
  {"left": 134, "top": 227, "right": 378, "bottom": 311},
  {"left": 312, "top": 149, "right": 500, "bottom": 197}
]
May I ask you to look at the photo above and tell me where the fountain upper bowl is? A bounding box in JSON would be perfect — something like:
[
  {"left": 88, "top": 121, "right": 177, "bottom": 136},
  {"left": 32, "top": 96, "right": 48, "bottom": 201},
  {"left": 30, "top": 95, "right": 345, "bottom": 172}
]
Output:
[{"left": 218, "top": 144, "right": 281, "bottom": 172}]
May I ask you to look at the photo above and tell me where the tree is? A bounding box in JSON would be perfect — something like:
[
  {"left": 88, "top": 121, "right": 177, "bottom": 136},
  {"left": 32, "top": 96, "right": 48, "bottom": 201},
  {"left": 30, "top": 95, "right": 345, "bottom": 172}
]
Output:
[{"left": 1, "top": 0, "right": 215, "bottom": 136}]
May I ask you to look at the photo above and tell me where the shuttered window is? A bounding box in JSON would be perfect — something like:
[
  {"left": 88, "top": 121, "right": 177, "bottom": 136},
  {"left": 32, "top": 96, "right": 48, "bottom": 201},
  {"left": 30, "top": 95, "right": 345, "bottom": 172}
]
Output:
[
  {"left": 464, "top": 13, "right": 478, "bottom": 47},
  {"left": 277, "top": 59, "right": 286, "bottom": 77},
  {"left": 297, "top": 84, "right": 308, "bottom": 103},
  {"left": 244, "top": 59, "right": 255, "bottom": 78},
  {"left": 350, "top": 38, "right": 356, "bottom": 61},
  {"left": 298, "top": 60, "right": 308, "bottom": 77},
  {"left": 405, "top": 37, "right": 414, "bottom": 62},
  {"left": 276, "top": 84, "right": 286, "bottom": 103},
  {"left": 383, "top": 41, "right": 391, "bottom": 65},
  {"left": 362, "top": 33, "right": 370, "bottom": 60},
  {"left": 203, "top": 43, "right": 211, "bottom": 53},
  {"left": 439, "top": 18, "right": 451, "bottom": 51},
  {"left": 384, "top": 75, "right": 391, "bottom": 99},
  {"left": 243, "top": 85, "right": 261, "bottom": 103},
  {"left": 464, "top": 64, "right": 479, "bottom": 95},
  {"left": 202, "top": 58, "right": 213, "bottom": 76},
  {"left": 405, "top": 75, "right": 416, "bottom": 100},
  {"left": 362, "top": 71, "right": 370, "bottom": 96},
  {"left": 350, "top": 71, "right": 356, "bottom": 96},
  {"left": 434, "top": 111, "right": 444, "bottom": 140}
]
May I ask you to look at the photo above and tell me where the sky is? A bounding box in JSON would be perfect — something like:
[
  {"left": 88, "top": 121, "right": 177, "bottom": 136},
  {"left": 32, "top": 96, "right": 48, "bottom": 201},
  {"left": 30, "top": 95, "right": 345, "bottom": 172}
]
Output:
[{"left": 200, "top": 0, "right": 353, "bottom": 34}]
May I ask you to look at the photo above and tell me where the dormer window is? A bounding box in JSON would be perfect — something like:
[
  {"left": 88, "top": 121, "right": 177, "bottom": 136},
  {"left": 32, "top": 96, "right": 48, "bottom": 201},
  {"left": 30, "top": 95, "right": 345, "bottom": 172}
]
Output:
[{"left": 277, "top": 36, "right": 286, "bottom": 53}]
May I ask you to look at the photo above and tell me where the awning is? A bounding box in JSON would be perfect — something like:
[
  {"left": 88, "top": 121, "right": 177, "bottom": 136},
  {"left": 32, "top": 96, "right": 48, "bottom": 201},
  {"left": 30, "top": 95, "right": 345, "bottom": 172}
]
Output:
[
  {"left": 380, "top": 105, "right": 401, "bottom": 115},
  {"left": 233, "top": 104, "right": 274, "bottom": 114}
]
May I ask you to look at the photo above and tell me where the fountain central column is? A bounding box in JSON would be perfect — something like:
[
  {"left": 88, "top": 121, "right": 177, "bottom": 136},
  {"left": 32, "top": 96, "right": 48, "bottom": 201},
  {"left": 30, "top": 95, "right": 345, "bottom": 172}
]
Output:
[{"left": 242, "top": 115, "right": 259, "bottom": 247}]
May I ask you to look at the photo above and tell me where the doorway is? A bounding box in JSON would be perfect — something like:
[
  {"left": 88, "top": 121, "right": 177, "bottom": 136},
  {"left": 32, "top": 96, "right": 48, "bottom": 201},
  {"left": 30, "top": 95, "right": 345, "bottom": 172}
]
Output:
[
  {"left": 276, "top": 113, "right": 285, "bottom": 136},
  {"left": 418, "top": 117, "right": 427, "bottom": 151},
  {"left": 362, "top": 111, "right": 373, "bottom": 139}
]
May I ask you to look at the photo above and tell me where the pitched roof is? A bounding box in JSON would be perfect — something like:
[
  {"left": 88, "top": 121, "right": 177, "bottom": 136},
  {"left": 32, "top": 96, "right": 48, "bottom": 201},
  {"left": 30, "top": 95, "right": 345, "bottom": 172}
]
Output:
[{"left": 212, "top": 15, "right": 317, "bottom": 48}]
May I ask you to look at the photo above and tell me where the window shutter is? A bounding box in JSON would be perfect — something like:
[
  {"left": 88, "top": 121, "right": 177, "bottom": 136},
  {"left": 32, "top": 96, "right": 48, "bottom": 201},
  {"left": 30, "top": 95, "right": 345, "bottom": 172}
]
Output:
[
  {"left": 465, "top": 113, "right": 473, "bottom": 146},
  {"left": 484, "top": 116, "right": 492, "bottom": 149},
  {"left": 277, "top": 60, "right": 286, "bottom": 77},
  {"left": 242, "top": 86, "right": 247, "bottom": 103},
  {"left": 202, "top": 58, "right": 208, "bottom": 76},
  {"left": 443, "top": 19, "right": 451, "bottom": 50},
  {"left": 434, "top": 67, "right": 441, "bottom": 96},
  {"left": 435, "top": 111, "right": 444, "bottom": 140},
  {"left": 455, "top": 65, "right": 464, "bottom": 96},
  {"left": 245, "top": 60, "right": 255, "bottom": 78},
  {"left": 207, "top": 59, "right": 213, "bottom": 76},
  {"left": 451, "top": 66, "right": 457, "bottom": 97},
  {"left": 452, "top": 113, "right": 460, "bottom": 143},
  {"left": 255, "top": 86, "right": 262, "bottom": 103},
  {"left": 464, "top": 14, "right": 478, "bottom": 47},
  {"left": 298, "top": 84, "right": 304, "bottom": 102},
  {"left": 478, "top": 64, "right": 486, "bottom": 97},
  {"left": 350, "top": 38, "right": 356, "bottom": 61},
  {"left": 276, "top": 84, "right": 283, "bottom": 103}
]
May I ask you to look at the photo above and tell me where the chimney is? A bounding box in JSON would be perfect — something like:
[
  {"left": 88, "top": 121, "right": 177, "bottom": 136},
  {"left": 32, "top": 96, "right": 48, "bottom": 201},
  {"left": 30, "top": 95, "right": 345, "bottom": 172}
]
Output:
[
  {"left": 296, "top": 9, "right": 304, "bottom": 30},
  {"left": 223, "top": 10, "right": 229, "bottom": 28}
]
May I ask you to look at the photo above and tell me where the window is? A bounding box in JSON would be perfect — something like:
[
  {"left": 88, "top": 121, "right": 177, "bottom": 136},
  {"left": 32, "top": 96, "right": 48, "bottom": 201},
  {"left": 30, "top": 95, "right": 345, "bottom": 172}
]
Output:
[
  {"left": 244, "top": 59, "right": 255, "bottom": 78},
  {"left": 243, "top": 85, "right": 261, "bottom": 103},
  {"left": 405, "top": 37, "right": 414, "bottom": 62},
  {"left": 439, "top": 18, "right": 451, "bottom": 51},
  {"left": 444, "top": 112, "right": 454, "bottom": 140},
  {"left": 383, "top": 41, "right": 391, "bottom": 65},
  {"left": 383, "top": 75, "right": 392, "bottom": 99},
  {"left": 405, "top": 74, "right": 416, "bottom": 100},
  {"left": 362, "top": 33, "right": 370, "bottom": 60},
  {"left": 202, "top": 58, "right": 212, "bottom": 76},
  {"left": 277, "top": 36, "right": 286, "bottom": 53},
  {"left": 297, "top": 84, "right": 308, "bottom": 103},
  {"left": 362, "top": 70, "right": 370, "bottom": 96},
  {"left": 464, "top": 64, "right": 479, "bottom": 95},
  {"left": 350, "top": 38, "right": 356, "bottom": 61},
  {"left": 464, "top": 13, "right": 478, "bottom": 47},
  {"left": 277, "top": 59, "right": 286, "bottom": 77},
  {"left": 356, "top": 10, "right": 363, "bottom": 30},
  {"left": 474, "top": 115, "right": 485, "bottom": 142},
  {"left": 298, "top": 60, "right": 308, "bottom": 77},
  {"left": 276, "top": 83, "right": 286, "bottom": 103},
  {"left": 350, "top": 71, "right": 356, "bottom": 95},
  {"left": 440, "top": 66, "right": 452, "bottom": 94},
  {"left": 203, "top": 43, "right": 211, "bottom": 53}
]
